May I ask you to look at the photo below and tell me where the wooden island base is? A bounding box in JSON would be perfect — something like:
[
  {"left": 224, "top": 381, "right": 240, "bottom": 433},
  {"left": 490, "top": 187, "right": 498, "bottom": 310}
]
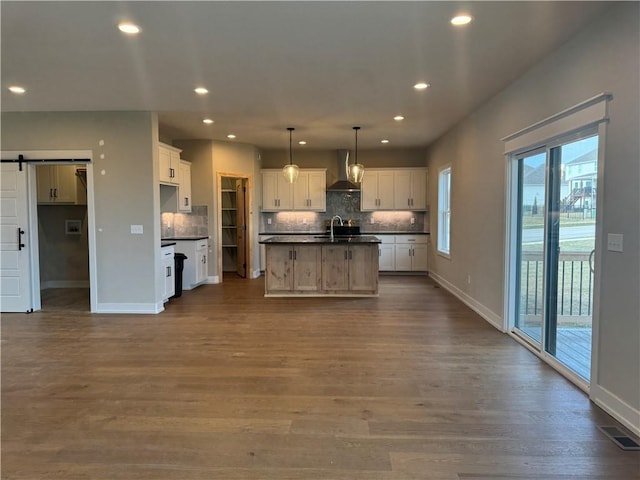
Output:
[{"left": 262, "top": 240, "right": 380, "bottom": 297}]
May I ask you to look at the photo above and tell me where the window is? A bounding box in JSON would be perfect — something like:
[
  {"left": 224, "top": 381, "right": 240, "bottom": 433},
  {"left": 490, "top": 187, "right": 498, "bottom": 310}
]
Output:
[{"left": 437, "top": 166, "right": 451, "bottom": 256}]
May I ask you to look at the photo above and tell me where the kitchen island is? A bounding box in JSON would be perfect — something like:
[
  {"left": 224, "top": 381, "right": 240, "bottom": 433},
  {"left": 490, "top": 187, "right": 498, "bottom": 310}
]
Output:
[{"left": 259, "top": 235, "right": 381, "bottom": 297}]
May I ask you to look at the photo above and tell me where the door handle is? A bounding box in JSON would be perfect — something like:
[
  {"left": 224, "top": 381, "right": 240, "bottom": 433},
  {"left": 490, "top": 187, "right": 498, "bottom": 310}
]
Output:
[
  {"left": 589, "top": 249, "right": 595, "bottom": 274},
  {"left": 17, "top": 228, "right": 25, "bottom": 251}
]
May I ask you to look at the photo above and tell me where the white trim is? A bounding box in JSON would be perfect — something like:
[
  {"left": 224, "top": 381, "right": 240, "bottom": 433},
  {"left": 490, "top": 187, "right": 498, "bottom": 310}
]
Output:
[
  {"left": 437, "top": 165, "right": 451, "bottom": 256},
  {"left": 429, "top": 271, "right": 504, "bottom": 332},
  {"left": 591, "top": 384, "right": 640, "bottom": 438},
  {"left": 208, "top": 275, "right": 220, "bottom": 284},
  {"left": 502, "top": 93, "right": 612, "bottom": 154},
  {"left": 96, "top": 302, "right": 164, "bottom": 314},
  {"left": 26, "top": 165, "right": 41, "bottom": 311},
  {"left": 41, "top": 280, "right": 89, "bottom": 289},
  {"left": 251, "top": 269, "right": 262, "bottom": 279}
]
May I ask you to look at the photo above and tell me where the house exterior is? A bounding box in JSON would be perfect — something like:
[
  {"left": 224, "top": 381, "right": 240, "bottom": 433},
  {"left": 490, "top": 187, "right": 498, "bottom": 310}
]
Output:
[{"left": 1, "top": 3, "right": 638, "bottom": 438}]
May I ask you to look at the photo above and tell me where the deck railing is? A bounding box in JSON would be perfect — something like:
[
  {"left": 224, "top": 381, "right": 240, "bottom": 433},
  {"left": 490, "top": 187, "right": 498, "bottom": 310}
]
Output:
[{"left": 520, "top": 252, "right": 594, "bottom": 318}]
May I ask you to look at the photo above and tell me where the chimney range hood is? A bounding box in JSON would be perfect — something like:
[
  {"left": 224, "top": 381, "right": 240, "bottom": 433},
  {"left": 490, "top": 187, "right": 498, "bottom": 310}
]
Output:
[{"left": 327, "top": 150, "right": 360, "bottom": 191}]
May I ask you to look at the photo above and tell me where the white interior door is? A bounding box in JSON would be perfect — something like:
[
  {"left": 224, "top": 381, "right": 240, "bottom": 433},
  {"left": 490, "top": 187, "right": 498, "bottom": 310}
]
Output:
[{"left": 0, "top": 163, "right": 32, "bottom": 312}]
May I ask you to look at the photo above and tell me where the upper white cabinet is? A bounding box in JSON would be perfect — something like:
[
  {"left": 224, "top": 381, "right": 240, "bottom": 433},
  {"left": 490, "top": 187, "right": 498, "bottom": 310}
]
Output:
[
  {"left": 293, "top": 169, "right": 326, "bottom": 211},
  {"left": 393, "top": 168, "right": 427, "bottom": 210},
  {"left": 158, "top": 143, "right": 181, "bottom": 185},
  {"left": 362, "top": 168, "right": 428, "bottom": 211},
  {"left": 158, "top": 143, "right": 192, "bottom": 213},
  {"left": 262, "top": 170, "right": 293, "bottom": 211},
  {"left": 36, "top": 165, "right": 82, "bottom": 204},
  {"left": 361, "top": 170, "right": 394, "bottom": 210},
  {"left": 178, "top": 160, "right": 192, "bottom": 213},
  {"left": 262, "top": 169, "right": 326, "bottom": 212}
]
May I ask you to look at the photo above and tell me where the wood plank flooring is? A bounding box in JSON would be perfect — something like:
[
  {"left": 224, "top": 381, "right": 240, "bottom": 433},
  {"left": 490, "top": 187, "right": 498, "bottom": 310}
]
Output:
[{"left": 2, "top": 275, "right": 638, "bottom": 479}]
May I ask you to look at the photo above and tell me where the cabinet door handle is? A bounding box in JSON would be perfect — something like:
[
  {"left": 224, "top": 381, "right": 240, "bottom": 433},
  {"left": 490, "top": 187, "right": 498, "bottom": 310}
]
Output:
[
  {"left": 344, "top": 251, "right": 348, "bottom": 260},
  {"left": 17, "top": 228, "right": 25, "bottom": 251},
  {"left": 203, "top": 255, "right": 206, "bottom": 264},
  {"left": 166, "top": 266, "right": 172, "bottom": 277},
  {"left": 184, "top": 197, "right": 189, "bottom": 207},
  {"left": 53, "top": 188, "right": 57, "bottom": 198},
  {"left": 349, "top": 250, "right": 352, "bottom": 260},
  {"left": 289, "top": 250, "right": 292, "bottom": 260},
  {"left": 294, "top": 250, "right": 297, "bottom": 260},
  {"left": 408, "top": 198, "right": 411, "bottom": 207},
  {"left": 49, "top": 188, "right": 53, "bottom": 198}
]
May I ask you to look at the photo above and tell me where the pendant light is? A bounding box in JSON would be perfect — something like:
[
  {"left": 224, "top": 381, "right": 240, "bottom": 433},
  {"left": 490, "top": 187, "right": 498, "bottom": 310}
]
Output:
[
  {"left": 347, "top": 126, "right": 365, "bottom": 183},
  {"left": 282, "top": 127, "right": 300, "bottom": 183}
]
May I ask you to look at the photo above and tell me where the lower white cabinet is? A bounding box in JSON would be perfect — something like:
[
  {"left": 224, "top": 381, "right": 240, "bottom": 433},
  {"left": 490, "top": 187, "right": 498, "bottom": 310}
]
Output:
[
  {"left": 173, "top": 239, "right": 209, "bottom": 290},
  {"left": 377, "top": 234, "right": 428, "bottom": 272},
  {"left": 161, "top": 245, "right": 175, "bottom": 302}
]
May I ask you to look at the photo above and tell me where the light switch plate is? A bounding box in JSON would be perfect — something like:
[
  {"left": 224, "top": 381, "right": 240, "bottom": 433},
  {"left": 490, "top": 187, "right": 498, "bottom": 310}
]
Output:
[
  {"left": 131, "top": 224, "right": 143, "bottom": 234},
  {"left": 607, "top": 233, "right": 623, "bottom": 252}
]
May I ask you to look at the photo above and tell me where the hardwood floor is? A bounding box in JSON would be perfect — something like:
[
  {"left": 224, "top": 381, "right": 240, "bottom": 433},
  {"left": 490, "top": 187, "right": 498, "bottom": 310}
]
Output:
[{"left": 2, "top": 276, "right": 638, "bottom": 479}]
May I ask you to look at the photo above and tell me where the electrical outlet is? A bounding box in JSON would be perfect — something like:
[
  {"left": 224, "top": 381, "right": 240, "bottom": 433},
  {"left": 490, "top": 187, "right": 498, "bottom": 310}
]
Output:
[
  {"left": 267, "top": 218, "right": 272, "bottom": 225},
  {"left": 411, "top": 217, "right": 415, "bottom": 224},
  {"left": 370, "top": 217, "right": 375, "bottom": 224},
  {"left": 467, "top": 275, "right": 471, "bottom": 284},
  {"left": 131, "top": 224, "right": 143, "bottom": 234}
]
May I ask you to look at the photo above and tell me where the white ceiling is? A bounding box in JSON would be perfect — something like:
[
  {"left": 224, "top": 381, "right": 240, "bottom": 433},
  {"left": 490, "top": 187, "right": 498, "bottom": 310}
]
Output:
[{"left": 1, "top": 1, "right": 609, "bottom": 149}]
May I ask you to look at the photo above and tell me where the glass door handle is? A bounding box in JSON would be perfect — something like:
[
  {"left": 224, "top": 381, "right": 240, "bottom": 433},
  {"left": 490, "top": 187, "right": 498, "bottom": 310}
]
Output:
[{"left": 589, "top": 249, "right": 596, "bottom": 273}]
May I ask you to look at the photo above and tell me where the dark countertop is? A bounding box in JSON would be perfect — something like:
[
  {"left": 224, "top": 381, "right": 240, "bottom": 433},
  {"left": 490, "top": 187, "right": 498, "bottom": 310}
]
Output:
[
  {"left": 259, "top": 231, "right": 429, "bottom": 236},
  {"left": 161, "top": 241, "right": 176, "bottom": 248},
  {"left": 260, "top": 235, "right": 381, "bottom": 244},
  {"left": 162, "top": 236, "right": 209, "bottom": 241}
]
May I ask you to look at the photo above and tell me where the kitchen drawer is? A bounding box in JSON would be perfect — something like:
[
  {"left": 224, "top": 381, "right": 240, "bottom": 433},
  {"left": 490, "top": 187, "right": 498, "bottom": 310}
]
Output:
[{"left": 395, "top": 235, "right": 428, "bottom": 244}]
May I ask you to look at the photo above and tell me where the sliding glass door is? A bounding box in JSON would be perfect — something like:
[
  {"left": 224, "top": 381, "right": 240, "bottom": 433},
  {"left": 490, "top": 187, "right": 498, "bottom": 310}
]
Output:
[{"left": 513, "top": 134, "right": 598, "bottom": 381}]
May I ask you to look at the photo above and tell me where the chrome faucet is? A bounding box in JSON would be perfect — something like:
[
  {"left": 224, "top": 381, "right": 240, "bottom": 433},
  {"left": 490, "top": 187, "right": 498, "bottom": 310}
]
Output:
[{"left": 330, "top": 215, "right": 344, "bottom": 242}]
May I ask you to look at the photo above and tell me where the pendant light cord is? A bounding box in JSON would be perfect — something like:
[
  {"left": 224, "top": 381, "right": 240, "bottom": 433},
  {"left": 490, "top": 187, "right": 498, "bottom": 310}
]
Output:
[
  {"left": 353, "top": 126, "right": 360, "bottom": 165},
  {"left": 288, "top": 127, "right": 294, "bottom": 165}
]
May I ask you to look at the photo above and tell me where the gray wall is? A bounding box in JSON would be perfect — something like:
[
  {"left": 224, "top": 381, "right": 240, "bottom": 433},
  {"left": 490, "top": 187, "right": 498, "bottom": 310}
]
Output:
[
  {"left": 174, "top": 139, "right": 262, "bottom": 279},
  {"left": 2, "top": 111, "right": 160, "bottom": 307},
  {"left": 426, "top": 3, "right": 639, "bottom": 422},
  {"left": 37, "top": 204, "right": 89, "bottom": 286}
]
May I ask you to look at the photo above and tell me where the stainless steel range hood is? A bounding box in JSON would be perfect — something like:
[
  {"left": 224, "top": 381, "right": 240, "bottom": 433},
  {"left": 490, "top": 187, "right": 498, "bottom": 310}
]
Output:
[{"left": 327, "top": 150, "right": 360, "bottom": 191}]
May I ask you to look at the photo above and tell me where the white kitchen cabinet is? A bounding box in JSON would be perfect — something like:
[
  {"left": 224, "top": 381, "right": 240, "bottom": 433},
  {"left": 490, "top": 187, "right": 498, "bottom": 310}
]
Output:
[
  {"left": 158, "top": 143, "right": 181, "bottom": 185},
  {"left": 161, "top": 245, "right": 175, "bottom": 302},
  {"left": 36, "top": 165, "right": 79, "bottom": 204},
  {"left": 361, "top": 170, "right": 395, "bottom": 211},
  {"left": 178, "top": 160, "right": 192, "bottom": 212},
  {"left": 377, "top": 235, "right": 396, "bottom": 271},
  {"left": 394, "top": 235, "right": 428, "bottom": 272},
  {"left": 393, "top": 168, "right": 427, "bottom": 210},
  {"left": 293, "top": 169, "right": 326, "bottom": 211},
  {"left": 173, "top": 239, "right": 208, "bottom": 290},
  {"left": 262, "top": 170, "right": 293, "bottom": 211},
  {"left": 362, "top": 168, "right": 428, "bottom": 211}
]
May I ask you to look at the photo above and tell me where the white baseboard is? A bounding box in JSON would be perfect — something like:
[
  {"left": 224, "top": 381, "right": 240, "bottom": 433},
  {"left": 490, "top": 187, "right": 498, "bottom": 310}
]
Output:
[
  {"left": 207, "top": 275, "right": 220, "bottom": 284},
  {"left": 251, "top": 269, "right": 262, "bottom": 279},
  {"left": 591, "top": 383, "right": 640, "bottom": 437},
  {"left": 429, "top": 272, "right": 504, "bottom": 332},
  {"left": 41, "top": 280, "right": 90, "bottom": 289},
  {"left": 96, "top": 302, "right": 164, "bottom": 314}
]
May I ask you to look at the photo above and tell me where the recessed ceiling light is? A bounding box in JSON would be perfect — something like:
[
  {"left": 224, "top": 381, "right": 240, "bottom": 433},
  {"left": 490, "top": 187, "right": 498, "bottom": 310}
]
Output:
[
  {"left": 414, "top": 82, "right": 430, "bottom": 90},
  {"left": 298, "top": 141, "right": 307, "bottom": 145},
  {"left": 202, "top": 118, "right": 214, "bottom": 124},
  {"left": 451, "top": 15, "right": 473, "bottom": 26},
  {"left": 8, "top": 85, "right": 26, "bottom": 94},
  {"left": 381, "top": 139, "right": 390, "bottom": 144},
  {"left": 194, "top": 87, "right": 209, "bottom": 95},
  {"left": 118, "top": 22, "right": 140, "bottom": 34},
  {"left": 394, "top": 115, "right": 404, "bottom": 121},
  {"left": 227, "top": 134, "right": 236, "bottom": 139}
]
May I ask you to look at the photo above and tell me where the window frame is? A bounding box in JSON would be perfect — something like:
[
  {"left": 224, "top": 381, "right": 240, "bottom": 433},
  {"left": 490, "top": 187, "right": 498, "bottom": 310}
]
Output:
[{"left": 437, "top": 164, "right": 451, "bottom": 258}]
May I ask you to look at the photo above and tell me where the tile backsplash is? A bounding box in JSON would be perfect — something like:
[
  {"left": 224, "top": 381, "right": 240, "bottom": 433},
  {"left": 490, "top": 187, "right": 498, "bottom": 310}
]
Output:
[
  {"left": 162, "top": 205, "right": 208, "bottom": 238},
  {"left": 260, "top": 191, "right": 428, "bottom": 233}
]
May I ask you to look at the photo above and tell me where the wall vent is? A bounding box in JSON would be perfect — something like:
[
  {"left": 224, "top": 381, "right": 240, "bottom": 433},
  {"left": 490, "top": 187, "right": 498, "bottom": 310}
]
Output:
[{"left": 598, "top": 426, "right": 640, "bottom": 450}]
